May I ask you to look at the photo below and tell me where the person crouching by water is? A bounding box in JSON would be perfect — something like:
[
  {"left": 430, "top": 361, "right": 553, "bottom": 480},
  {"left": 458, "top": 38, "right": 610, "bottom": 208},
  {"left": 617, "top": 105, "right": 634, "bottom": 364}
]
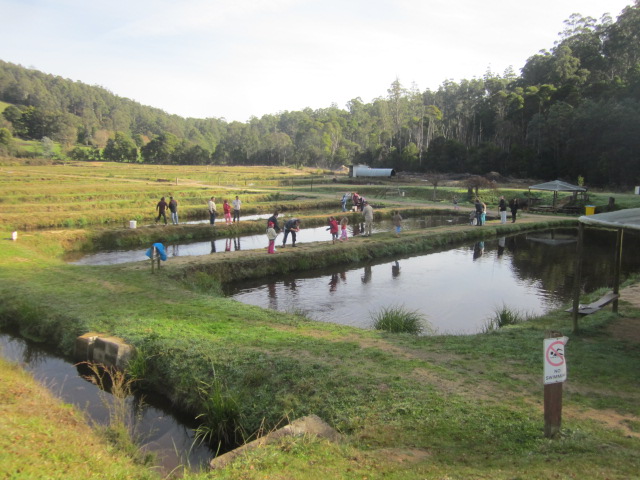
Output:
[
  {"left": 328, "top": 216, "right": 339, "bottom": 244},
  {"left": 282, "top": 218, "right": 300, "bottom": 247},
  {"left": 266, "top": 221, "right": 279, "bottom": 254}
]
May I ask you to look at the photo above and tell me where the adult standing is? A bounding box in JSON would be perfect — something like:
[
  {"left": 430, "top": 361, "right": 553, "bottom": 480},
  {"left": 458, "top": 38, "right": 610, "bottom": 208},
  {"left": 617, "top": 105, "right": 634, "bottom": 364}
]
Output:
[
  {"left": 208, "top": 197, "right": 217, "bottom": 225},
  {"left": 362, "top": 201, "right": 374, "bottom": 236},
  {"left": 232, "top": 195, "right": 241, "bottom": 222},
  {"left": 510, "top": 198, "right": 519, "bottom": 223},
  {"left": 155, "top": 196, "right": 168, "bottom": 225},
  {"left": 282, "top": 218, "right": 301, "bottom": 247},
  {"left": 498, "top": 195, "right": 507, "bottom": 224},
  {"left": 267, "top": 211, "right": 280, "bottom": 233},
  {"left": 474, "top": 198, "right": 483, "bottom": 227},
  {"left": 168, "top": 196, "right": 179, "bottom": 225},
  {"left": 481, "top": 201, "right": 487, "bottom": 226}
]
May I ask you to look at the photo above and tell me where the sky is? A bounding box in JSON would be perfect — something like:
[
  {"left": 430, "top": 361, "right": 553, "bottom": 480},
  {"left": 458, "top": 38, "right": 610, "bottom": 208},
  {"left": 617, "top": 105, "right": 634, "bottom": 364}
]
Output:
[{"left": 0, "top": 0, "right": 634, "bottom": 122}]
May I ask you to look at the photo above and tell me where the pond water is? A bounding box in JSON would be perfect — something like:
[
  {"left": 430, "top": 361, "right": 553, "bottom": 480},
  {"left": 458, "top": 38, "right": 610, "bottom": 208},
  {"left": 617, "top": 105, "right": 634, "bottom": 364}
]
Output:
[
  {"left": 65, "top": 215, "right": 467, "bottom": 265},
  {"left": 0, "top": 332, "right": 212, "bottom": 475},
  {"left": 224, "top": 229, "right": 640, "bottom": 335}
]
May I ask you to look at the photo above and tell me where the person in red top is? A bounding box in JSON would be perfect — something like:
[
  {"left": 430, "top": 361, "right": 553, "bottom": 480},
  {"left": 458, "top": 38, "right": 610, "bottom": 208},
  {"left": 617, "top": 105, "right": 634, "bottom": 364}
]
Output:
[
  {"left": 223, "top": 200, "right": 232, "bottom": 225},
  {"left": 328, "top": 216, "right": 339, "bottom": 244}
]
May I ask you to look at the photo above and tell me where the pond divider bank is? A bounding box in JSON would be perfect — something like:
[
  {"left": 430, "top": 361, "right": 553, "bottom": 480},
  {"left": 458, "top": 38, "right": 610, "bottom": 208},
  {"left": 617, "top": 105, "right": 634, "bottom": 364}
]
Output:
[
  {"left": 160, "top": 217, "right": 578, "bottom": 285},
  {"left": 63, "top": 207, "right": 466, "bottom": 253}
]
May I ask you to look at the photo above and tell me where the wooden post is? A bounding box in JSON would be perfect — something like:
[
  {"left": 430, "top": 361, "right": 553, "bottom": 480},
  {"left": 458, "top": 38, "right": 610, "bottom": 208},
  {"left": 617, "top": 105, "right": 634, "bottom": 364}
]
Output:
[
  {"left": 544, "top": 330, "right": 563, "bottom": 438},
  {"left": 571, "top": 223, "right": 584, "bottom": 333},
  {"left": 612, "top": 229, "right": 623, "bottom": 313},
  {"left": 151, "top": 246, "right": 156, "bottom": 274}
]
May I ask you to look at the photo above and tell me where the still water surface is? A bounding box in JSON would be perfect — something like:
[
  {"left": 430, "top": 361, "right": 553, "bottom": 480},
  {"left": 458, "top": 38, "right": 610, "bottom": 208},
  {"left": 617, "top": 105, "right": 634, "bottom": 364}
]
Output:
[
  {"left": 65, "top": 215, "right": 467, "bottom": 265},
  {"left": 225, "top": 229, "right": 640, "bottom": 334},
  {"left": 0, "top": 333, "right": 212, "bottom": 475}
]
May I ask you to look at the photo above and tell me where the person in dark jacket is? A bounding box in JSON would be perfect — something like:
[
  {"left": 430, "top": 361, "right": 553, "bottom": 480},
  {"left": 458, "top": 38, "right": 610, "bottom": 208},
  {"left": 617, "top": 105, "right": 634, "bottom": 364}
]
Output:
[
  {"left": 474, "top": 198, "right": 483, "bottom": 226},
  {"left": 155, "top": 197, "right": 168, "bottom": 225},
  {"left": 282, "top": 218, "right": 300, "bottom": 247},
  {"left": 267, "top": 211, "right": 280, "bottom": 233},
  {"left": 510, "top": 198, "right": 519, "bottom": 223},
  {"left": 498, "top": 195, "right": 507, "bottom": 224}
]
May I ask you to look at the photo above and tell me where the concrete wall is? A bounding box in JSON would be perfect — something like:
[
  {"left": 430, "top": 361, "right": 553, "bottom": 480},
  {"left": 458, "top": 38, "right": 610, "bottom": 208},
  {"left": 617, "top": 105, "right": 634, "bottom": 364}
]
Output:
[{"left": 74, "top": 332, "right": 134, "bottom": 370}]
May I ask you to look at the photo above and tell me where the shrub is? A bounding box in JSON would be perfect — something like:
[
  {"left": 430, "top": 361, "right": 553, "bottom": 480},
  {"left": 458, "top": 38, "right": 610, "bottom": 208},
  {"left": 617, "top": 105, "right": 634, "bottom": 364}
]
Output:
[
  {"left": 483, "top": 304, "right": 528, "bottom": 332},
  {"left": 371, "top": 304, "right": 428, "bottom": 335}
]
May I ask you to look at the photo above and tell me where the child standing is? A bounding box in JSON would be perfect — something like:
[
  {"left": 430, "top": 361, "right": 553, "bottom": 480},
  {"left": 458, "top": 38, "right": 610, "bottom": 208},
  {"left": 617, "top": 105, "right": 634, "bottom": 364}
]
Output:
[
  {"left": 328, "top": 216, "right": 339, "bottom": 244},
  {"left": 266, "top": 221, "right": 279, "bottom": 253},
  {"left": 339, "top": 217, "right": 349, "bottom": 241},
  {"left": 392, "top": 211, "right": 403, "bottom": 237},
  {"left": 223, "top": 200, "right": 232, "bottom": 225}
]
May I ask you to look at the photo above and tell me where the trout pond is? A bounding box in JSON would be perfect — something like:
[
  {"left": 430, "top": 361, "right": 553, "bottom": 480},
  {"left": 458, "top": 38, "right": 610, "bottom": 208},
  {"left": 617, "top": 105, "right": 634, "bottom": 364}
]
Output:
[{"left": 224, "top": 228, "right": 640, "bottom": 334}]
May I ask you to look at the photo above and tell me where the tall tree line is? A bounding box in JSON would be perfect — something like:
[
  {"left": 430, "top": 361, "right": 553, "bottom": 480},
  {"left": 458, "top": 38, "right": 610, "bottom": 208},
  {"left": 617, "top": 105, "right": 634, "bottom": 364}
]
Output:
[{"left": 1, "top": 2, "right": 640, "bottom": 186}]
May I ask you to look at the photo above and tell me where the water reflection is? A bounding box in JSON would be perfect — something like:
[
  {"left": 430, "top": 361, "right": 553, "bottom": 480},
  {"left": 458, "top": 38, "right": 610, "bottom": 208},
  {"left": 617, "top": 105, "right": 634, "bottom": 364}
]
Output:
[
  {"left": 66, "top": 215, "right": 467, "bottom": 265},
  {"left": 0, "top": 333, "right": 213, "bottom": 475},
  {"left": 225, "top": 229, "right": 640, "bottom": 335}
]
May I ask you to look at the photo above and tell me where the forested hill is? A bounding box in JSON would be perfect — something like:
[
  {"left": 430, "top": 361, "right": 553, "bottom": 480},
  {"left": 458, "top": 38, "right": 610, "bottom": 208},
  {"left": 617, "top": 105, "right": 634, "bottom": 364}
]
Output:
[{"left": 1, "top": 2, "right": 640, "bottom": 186}]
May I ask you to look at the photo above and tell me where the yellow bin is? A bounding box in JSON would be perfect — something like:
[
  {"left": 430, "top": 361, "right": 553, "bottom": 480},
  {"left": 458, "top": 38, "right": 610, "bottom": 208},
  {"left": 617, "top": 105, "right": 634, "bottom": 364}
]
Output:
[{"left": 585, "top": 205, "right": 596, "bottom": 215}]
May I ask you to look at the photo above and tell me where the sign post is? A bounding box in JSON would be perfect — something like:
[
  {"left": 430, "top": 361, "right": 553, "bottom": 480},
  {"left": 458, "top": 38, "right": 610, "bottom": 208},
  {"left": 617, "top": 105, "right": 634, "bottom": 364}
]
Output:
[{"left": 543, "top": 332, "right": 568, "bottom": 438}]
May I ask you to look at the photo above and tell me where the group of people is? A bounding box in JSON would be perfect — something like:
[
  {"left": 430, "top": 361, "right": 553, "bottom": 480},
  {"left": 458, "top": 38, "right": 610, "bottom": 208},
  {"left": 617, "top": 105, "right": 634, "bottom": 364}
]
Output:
[
  {"left": 473, "top": 196, "right": 519, "bottom": 226},
  {"left": 155, "top": 196, "right": 179, "bottom": 225},
  {"left": 207, "top": 196, "right": 242, "bottom": 225},
  {"left": 266, "top": 211, "right": 301, "bottom": 253},
  {"left": 155, "top": 195, "right": 244, "bottom": 226},
  {"left": 157, "top": 190, "right": 521, "bottom": 257},
  {"left": 266, "top": 201, "right": 403, "bottom": 254},
  {"left": 341, "top": 192, "right": 368, "bottom": 212}
]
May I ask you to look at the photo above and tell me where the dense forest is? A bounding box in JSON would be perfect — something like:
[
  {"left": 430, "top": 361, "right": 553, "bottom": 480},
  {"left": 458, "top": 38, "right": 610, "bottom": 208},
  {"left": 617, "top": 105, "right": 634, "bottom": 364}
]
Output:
[{"left": 1, "top": 2, "right": 639, "bottom": 187}]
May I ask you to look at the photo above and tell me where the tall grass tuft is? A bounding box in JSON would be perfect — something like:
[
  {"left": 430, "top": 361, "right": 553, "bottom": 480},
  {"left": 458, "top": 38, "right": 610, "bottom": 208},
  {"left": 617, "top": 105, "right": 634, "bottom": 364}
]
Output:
[
  {"left": 371, "top": 304, "right": 429, "bottom": 335},
  {"left": 483, "top": 304, "right": 528, "bottom": 332},
  {"left": 193, "top": 374, "right": 244, "bottom": 451},
  {"left": 80, "top": 362, "right": 155, "bottom": 466}
]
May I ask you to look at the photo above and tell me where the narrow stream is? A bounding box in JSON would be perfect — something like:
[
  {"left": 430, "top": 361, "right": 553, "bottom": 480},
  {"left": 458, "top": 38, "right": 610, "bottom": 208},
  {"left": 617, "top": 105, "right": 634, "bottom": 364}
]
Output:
[{"left": 0, "top": 332, "right": 213, "bottom": 475}]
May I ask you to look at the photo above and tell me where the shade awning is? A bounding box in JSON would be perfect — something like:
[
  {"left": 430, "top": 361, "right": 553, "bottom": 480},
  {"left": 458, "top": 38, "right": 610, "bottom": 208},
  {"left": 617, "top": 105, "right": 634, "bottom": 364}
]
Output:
[
  {"left": 529, "top": 180, "right": 587, "bottom": 192},
  {"left": 579, "top": 208, "right": 640, "bottom": 232}
]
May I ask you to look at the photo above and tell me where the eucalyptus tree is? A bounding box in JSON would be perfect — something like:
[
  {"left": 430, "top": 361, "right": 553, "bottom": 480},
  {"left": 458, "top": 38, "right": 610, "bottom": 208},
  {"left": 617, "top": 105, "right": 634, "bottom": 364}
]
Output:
[
  {"left": 103, "top": 131, "right": 138, "bottom": 163},
  {"left": 603, "top": 1, "right": 640, "bottom": 82}
]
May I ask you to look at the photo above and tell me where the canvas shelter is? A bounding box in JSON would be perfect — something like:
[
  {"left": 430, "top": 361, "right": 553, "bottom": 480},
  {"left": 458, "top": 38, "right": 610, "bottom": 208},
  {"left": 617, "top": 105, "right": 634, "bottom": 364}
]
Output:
[
  {"left": 528, "top": 180, "right": 587, "bottom": 212},
  {"left": 570, "top": 208, "right": 640, "bottom": 332},
  {"left": 349, "top": 165, "right": 396, "bottom": 178}
]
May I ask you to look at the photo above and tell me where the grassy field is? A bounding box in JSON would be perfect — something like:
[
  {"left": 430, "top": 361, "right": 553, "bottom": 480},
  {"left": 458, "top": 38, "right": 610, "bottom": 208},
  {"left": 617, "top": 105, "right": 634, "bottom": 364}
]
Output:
[{"left": 1, "top": 162, "right": 639, "bottom": 479}]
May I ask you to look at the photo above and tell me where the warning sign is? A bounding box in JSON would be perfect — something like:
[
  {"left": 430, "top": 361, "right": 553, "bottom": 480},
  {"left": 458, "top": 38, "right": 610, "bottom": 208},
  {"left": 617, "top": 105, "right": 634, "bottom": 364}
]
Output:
[{"left": 543, "top": 336, "right": 568, "bottom": 385}]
